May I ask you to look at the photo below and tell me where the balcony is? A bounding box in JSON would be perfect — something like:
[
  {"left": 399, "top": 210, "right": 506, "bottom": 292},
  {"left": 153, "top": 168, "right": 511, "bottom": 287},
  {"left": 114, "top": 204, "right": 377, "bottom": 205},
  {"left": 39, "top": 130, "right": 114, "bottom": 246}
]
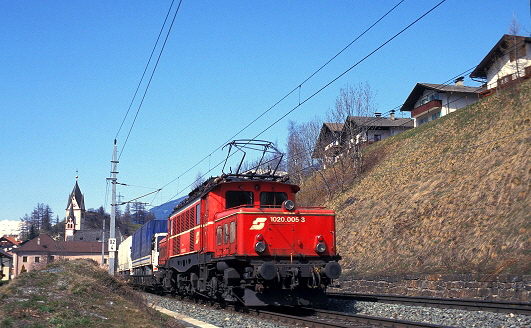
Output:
[{"left": 411, "top": 99, "right": 442, "bottom": 117}]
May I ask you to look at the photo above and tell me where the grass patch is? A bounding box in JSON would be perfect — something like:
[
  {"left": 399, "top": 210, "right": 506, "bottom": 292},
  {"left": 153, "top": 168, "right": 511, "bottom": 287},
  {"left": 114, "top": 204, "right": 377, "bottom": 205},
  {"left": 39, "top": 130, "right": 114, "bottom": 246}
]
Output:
[{"left": 0, "top": 259, "right": 184, "bottom": 327}]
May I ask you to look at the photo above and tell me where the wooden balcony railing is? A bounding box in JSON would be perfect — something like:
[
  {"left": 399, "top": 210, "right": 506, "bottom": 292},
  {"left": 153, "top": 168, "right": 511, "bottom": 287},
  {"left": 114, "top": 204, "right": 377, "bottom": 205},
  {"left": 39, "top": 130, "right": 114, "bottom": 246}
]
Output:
[{"left": 411, "top": 99, "right": 442, "bottom": 117}]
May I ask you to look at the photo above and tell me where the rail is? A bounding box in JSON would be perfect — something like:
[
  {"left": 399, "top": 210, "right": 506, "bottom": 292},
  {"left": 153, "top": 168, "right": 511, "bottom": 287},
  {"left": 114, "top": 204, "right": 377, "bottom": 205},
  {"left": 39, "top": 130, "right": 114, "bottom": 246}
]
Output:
[{"left": 328, "top": 292, "right": 531, "bottom": 316}]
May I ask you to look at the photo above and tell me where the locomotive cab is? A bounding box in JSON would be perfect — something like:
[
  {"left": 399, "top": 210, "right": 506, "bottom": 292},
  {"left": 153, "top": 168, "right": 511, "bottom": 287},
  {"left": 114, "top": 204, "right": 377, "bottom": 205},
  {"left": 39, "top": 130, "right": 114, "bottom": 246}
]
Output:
[{"left": 205, "top": 178, "right": 340, "bottom": 306}]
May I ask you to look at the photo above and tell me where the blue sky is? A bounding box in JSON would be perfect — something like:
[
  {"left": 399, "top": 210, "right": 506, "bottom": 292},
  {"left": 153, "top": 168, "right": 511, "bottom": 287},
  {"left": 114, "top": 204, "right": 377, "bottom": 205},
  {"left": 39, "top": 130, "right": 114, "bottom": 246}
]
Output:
[{"left": 1, "top": 0, "right": 529, "bottom": 223}]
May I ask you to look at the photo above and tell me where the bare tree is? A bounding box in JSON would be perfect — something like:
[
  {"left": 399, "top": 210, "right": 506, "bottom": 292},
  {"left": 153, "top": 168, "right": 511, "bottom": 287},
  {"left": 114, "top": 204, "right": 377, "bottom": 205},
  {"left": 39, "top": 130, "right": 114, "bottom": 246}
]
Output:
[
  {"left": 508, "top": 15, "right": 523, "bottom": 80},
  {"left": 327, "top": 82, "right": 377, "bottom": 122},
  {"left": 286, "top": 118, "right": 322, "bottom": 185},
  {"left": 192, "top": 171, "right": 204, "bottom": 190},
  {"left": 325, "top": 82, "right": 378, "bottom": 190},
  {"left": 286, "top": 121, "right": 306, "bottom": 185}
]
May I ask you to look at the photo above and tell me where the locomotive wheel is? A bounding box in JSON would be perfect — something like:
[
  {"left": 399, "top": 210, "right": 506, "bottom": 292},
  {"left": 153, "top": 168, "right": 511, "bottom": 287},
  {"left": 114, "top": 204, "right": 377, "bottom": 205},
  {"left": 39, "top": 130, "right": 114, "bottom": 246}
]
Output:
[{"left": 210, "top": 276, "right": 219, "bottom": 297}]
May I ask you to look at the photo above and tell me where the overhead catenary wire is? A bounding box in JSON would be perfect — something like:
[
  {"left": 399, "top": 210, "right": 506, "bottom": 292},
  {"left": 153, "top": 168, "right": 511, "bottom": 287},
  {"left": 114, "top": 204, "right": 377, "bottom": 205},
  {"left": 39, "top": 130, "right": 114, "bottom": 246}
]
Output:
[
  {"left": 158, "top": 0, "right": 407, "bottom": 191},
  {"left": 124, "top": 0, "right": 449, "bottom": 207},
  {"left": 105, "top": 0, "right": 182, "bottom": 210},
  {"left": 117, "top": 0, "right": 184, "bottom": 160},
  {"left": 249, "top": 0, "right": 448, "bottom": 141},
  {"left": 114, "top": 0, "right": 178, "bottom": 141}
]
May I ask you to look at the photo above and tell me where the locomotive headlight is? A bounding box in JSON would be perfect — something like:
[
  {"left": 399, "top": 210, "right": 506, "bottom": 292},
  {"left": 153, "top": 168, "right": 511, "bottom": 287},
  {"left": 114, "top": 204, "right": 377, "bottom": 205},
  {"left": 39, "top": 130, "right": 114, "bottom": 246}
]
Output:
[
  {"left": 283, "top": 199, "right": 295, "bottom": 211},
  {"left": 315, "top": 242, "right": 327, "bottom": 253},
  {"left": 255, "top": 241, "right": 266, "bottom": 253}
]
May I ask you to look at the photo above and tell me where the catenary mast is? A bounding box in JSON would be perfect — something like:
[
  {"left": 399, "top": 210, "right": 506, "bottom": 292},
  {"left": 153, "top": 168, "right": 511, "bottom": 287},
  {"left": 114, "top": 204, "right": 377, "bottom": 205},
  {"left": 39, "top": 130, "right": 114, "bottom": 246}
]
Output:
[{"left": 107, "top": 139, "right": 118, "bottom": 274}]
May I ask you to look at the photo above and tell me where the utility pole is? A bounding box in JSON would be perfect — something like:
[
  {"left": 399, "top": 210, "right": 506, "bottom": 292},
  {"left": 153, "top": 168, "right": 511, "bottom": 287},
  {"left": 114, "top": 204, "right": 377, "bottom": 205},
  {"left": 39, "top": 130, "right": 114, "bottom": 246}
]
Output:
[{"left": 107, "top": 139, "right": 118, "bottom": 274}]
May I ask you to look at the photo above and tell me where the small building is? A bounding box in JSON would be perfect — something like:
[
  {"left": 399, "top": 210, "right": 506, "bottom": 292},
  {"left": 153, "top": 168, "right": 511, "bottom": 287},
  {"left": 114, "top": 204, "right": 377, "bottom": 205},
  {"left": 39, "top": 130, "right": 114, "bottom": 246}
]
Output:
[
  {"left": 312, "top": 113, "right": 413, "bottom": 167},
  {"left": 343, "top": 113, "right": 413, "bottom": 144},
  {"left": 399, "top": 80, "right": 481, "bottom": 127},
  {"left": 312, "top": 122, "right": 344, "bottom": 164},
  {"left": 11, "top": 234, "right": 108, "bottom": 277},
  {"left": 0, "top": 249, "right": 12, "bottom": 280},
  {"left": 470, "top": 34, "right": 531, "bottom": 97},
  {"left": 0, "top": 235, "right": 21, "bottom": 252}
]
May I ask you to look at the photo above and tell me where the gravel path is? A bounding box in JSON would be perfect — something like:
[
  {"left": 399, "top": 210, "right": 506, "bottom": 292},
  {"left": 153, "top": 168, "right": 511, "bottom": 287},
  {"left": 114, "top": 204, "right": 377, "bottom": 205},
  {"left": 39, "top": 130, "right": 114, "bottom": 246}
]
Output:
[{"left": 144, "top": 292, "right": 531, "bottom": 327}]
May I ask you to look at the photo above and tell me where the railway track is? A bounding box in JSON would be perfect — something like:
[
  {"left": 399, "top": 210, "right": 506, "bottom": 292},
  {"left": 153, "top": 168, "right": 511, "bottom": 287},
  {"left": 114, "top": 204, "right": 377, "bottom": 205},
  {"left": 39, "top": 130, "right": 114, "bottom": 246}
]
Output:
[
  {"left": 145, "top": 291, "right": 449, "bottom": 327},
  {"left": 328, "top": 292, "right": 531, "bottom": 316},
  {"left": 248, "top": 306, "right": 449, "bottom": 327}
]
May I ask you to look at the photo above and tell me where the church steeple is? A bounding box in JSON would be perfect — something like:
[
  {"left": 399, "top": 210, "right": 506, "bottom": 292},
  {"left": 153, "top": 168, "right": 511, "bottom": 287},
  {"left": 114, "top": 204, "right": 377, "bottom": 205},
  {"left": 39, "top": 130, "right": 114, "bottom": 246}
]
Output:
[{"left": 65, "top": 176, "right": 86, "bottom": 240}]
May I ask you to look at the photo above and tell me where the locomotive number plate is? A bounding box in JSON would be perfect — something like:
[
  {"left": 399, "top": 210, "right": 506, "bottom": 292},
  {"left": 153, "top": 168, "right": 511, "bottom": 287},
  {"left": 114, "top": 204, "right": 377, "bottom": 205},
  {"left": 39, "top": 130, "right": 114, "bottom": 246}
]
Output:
[{"left": 270, "top": 216, "right": 306, "bottom": 223}]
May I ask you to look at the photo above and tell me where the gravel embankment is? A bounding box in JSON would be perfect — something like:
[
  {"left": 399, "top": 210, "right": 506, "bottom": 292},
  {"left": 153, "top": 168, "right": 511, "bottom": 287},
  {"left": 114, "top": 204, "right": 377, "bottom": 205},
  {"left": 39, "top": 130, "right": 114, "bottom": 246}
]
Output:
[
  {"left": 144, "top": 292, "right": 531, "bottom": 327},
  {"left": 322, "top": 298, "right": 531, "bottom": 328},
  {"left": 143, "top": 293, "right": 292, "bottom": 328}
]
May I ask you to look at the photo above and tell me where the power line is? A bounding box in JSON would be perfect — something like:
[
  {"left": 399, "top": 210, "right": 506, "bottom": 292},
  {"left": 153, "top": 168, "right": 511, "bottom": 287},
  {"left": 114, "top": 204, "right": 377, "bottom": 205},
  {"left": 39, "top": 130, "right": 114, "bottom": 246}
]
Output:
[
  {"left": 115, "top": 0, "right": 178, "bottom": 141},
  {"left": 157, "top": 0, "right": 411, "bottom": 191},
  {"left": 250, "top": 0, "right": 447, "bottom": 141},
  {"left": 118, "top": 0, "right": 184, "bottom": 160},
  {"left": 126, "top": 0, "right": 449, "bottom": 206}
]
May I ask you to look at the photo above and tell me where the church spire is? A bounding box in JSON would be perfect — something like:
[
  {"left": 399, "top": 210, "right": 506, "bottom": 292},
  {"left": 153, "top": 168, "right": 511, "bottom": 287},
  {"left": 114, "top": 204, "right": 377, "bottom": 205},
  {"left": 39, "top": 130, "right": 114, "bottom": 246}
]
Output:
[{"left": 65, "top": 176, "right": 86, "bottom": 239}]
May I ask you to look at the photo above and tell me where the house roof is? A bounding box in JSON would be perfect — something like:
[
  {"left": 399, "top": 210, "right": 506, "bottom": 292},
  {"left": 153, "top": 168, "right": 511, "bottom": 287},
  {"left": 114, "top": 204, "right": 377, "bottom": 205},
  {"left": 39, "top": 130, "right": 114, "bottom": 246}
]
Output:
[
  {"left": 0, "top": 248, "right": 12, "bottom": 258},
  {"left": 345, "top": 116, "right": 414, "bottom": 128},
  {"left": 400, "top": 83, "right": 481, "bottom": 112},
  {"left": 66, "top": 181, "right": 85, "bottom": 211},
  {"left": 312, "top": 122, "right": 345, "bottom": 158},
  {"left": 470, "top": 34, "right": 531, "bottom": 79},
  {"left": 11, "top": 234, "right": 107, "bottom": 254},
  {"left": 0, "top": 236, "right": 21, "bottom": 245},
  {"left": 323, "top": 122, "right": 344, "bottom": 132},
  {"left": 70, "top": 229, "right": 122, "bottom": 243}
]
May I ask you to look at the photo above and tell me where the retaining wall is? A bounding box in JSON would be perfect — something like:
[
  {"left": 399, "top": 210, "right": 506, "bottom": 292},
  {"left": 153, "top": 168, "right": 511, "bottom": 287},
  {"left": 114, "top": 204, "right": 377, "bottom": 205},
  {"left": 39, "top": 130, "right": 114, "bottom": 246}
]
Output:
[{"left": 329, "top": 274, "right": 531, "bottom": 302}]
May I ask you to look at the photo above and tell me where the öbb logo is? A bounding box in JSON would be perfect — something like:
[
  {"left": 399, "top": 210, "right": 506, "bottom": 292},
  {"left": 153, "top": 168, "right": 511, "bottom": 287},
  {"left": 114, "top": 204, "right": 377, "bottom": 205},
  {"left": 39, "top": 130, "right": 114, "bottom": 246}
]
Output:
[{"left": 249, "top": 217, "right": 267, "bottom": 230}]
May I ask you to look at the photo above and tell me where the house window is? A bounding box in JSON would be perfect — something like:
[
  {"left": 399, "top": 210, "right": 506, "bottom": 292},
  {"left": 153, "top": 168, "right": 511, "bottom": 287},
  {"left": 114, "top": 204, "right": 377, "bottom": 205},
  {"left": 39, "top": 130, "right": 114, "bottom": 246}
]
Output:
[
  {"left": 49, "top": 256, "right": 55, "bottom": 262},
  {"left": 104, "top": 259, "right": 108, "bottom": 265},
  {"left": 22, "top": 256, "right": 27, "bottom": 263},
  {"left": 498, "top": 75, "right": 512, "bottom": 86},
  {"left": 419, "top": 93, "right": 439, "bottom": 106},
  {"left": 431, "top": 112, "right": 441, "bottom": 120},
  {"left": 419, "top": 117, "right": 429, "bottom": 125},
  {"left": 374, "top": 135, "right": 381, "bottom": 142},
  {"left": 34, "top": 256, "right": 40, "bottom": 263}
]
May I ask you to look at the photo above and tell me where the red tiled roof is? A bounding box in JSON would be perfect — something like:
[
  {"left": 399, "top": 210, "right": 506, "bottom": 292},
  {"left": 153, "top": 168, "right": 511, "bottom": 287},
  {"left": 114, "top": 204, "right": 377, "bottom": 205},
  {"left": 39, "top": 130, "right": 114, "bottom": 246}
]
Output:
[{"left": 1, "top": 235, "right": 21, "bottom": 245}]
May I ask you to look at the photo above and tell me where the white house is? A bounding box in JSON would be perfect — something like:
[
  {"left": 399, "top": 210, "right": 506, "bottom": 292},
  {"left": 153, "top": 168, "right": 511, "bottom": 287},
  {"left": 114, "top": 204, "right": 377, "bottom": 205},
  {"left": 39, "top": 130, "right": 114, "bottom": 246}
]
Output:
[
  {"left": 470, "top": 34, "right": 531, "bottom": 97},
  {"left": 399, "top": 79, "right": 481, "bottom": 127}
]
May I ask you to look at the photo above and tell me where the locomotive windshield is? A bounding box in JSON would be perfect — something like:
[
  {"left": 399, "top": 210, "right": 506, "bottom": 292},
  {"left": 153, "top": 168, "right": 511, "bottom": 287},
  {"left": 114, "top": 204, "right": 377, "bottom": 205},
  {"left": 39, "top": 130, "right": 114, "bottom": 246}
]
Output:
[
  {"left": 260, "top": 192, "right": 288, "bottom": 208},
  {"left": 226, "top": 190, "right": 254, "bottom": 209}
]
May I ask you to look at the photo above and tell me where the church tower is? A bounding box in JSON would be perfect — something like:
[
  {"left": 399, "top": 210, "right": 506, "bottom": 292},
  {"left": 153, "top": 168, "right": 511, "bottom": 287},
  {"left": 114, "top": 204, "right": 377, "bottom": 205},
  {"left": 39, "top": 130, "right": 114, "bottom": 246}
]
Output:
[{"left": 65, "top": 177, "right": 86, "bottom": 241}]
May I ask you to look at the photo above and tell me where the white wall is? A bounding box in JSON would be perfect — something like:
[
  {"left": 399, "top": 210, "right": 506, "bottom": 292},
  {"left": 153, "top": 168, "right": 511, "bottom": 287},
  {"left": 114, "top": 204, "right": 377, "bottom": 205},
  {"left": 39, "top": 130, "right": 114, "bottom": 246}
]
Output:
[{"left": 486, "top": 43, "right": 531, "bottom": 89}]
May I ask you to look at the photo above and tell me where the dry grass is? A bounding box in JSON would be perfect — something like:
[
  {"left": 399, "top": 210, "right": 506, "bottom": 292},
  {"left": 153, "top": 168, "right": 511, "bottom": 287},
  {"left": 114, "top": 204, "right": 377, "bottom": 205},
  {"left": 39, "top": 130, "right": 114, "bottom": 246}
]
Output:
[
  {"left": 0, "top": 259, "right": 184, "bottom": 327},
  {"left": 303, "top": 81, "right": 531, "bottom": 276}
]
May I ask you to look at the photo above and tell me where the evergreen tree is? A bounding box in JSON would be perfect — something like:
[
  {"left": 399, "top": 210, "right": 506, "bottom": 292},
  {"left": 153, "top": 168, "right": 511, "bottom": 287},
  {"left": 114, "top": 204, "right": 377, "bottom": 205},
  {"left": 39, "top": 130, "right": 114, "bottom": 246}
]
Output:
[{"left": 28, "top": 224, "right": 38, "bottom": 240}]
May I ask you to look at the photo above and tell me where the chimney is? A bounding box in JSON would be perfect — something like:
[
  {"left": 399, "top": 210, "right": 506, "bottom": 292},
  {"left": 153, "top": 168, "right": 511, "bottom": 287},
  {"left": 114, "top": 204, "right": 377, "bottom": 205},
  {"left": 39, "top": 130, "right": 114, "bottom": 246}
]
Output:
[
  {"left": 374, "top": 112, "right": 382, "bottom": 118},
  {"left": 390, "top": 110, "right": 396, "bottom": 120},
  {"left": 455, "top": 76, "right": 464, "bottom": 86}
]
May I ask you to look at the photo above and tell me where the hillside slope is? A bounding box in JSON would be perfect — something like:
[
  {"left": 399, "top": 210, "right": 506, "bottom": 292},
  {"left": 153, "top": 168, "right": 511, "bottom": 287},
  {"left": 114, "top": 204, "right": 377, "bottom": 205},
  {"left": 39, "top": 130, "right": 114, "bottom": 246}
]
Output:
[{"left": 329, "top": 81, "right": 531, "bottom": 276}]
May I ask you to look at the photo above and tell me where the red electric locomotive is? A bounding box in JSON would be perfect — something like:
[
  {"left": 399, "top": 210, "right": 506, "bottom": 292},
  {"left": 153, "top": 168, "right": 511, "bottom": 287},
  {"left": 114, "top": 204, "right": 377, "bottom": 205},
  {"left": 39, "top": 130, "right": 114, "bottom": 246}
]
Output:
[{"left": 156, "top": 140, "right": 341, "bottom": 306}]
